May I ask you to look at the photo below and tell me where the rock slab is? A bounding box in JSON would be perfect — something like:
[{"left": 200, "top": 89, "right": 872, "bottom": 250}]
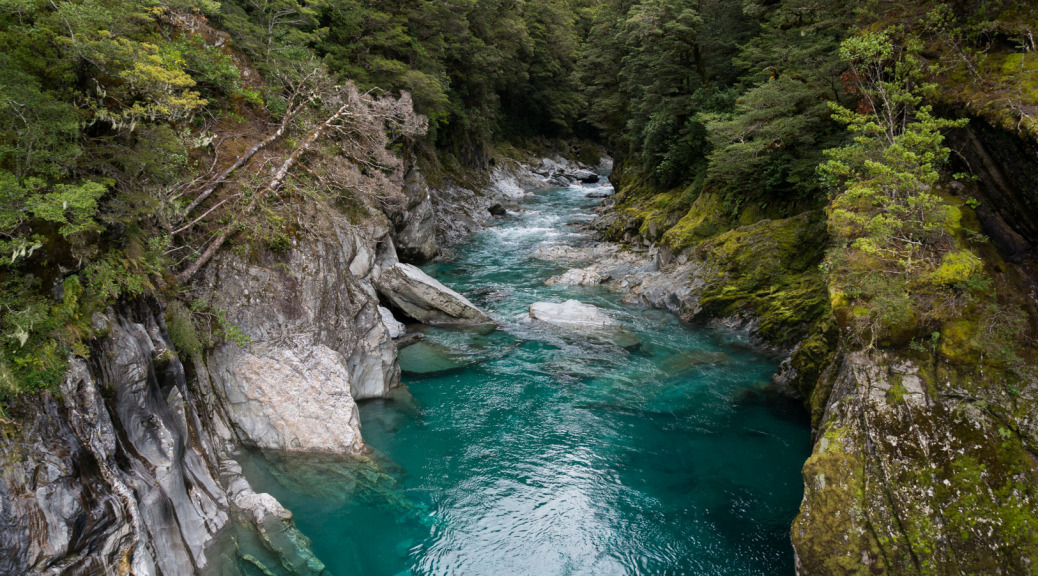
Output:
[{"left": 377, "top": 263, "right": 493, "bottom": 325}]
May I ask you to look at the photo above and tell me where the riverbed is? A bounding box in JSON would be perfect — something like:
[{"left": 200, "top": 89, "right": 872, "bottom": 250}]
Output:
[{"left": 239, "top": 178, "right": 811, "bottom": 575}]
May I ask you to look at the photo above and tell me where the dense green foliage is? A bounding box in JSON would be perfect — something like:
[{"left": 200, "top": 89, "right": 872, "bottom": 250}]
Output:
[
  {"left": 1, "top": 0, "right": 1036, "bottom": 408},
  {"left": 0, "top": 0, "right": 218, "bottom": 402}
]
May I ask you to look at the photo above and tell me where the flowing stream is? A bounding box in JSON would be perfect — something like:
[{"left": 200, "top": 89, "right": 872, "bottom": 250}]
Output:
[{"left": 238, "top": 177, "right": 812, "bottom": 576}]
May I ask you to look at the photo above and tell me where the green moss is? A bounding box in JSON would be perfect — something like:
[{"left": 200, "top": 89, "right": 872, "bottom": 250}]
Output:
[
  {"left": 931, "top": 250, "right": 983, "bottom": 286},
  {"left": 693, "top": 212, "right": 831, "bottom": 346},
  {"left": 660, "top": 192, "right": 726, "bottom": 252},
  {"left": 792, "top": 424, "right": 883, "bottom": 575}
]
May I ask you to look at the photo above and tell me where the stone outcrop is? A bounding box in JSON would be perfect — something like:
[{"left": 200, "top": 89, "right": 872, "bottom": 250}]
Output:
[
  {"left": 376, "top": 263, "right": 493, "bottom": 325},
  {"left": 793, "top": 351, "right": 1038, "bottom": 576},
  {"left": 0, "top": 304, "right": 321, "bottom": 576},
  {"left": 201, "top": 204, "right": 401, "bottom": 423},
  {"left": 390, "top": 164, "right": 440, "bottom": 264}
]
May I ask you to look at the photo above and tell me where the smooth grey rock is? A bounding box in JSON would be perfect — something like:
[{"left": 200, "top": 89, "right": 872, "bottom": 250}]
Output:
[
  {"left": 376, "top": 263, "right": 493, "bottom": 325},
  {"left": 208, "top": 343, "right": 364, "bottom": 454},
  {"left": 529, "top": 300, "right": 617, "bottom": 328},
  {"left": 378, "top": 306, "right": 407, "bottom": 339}
]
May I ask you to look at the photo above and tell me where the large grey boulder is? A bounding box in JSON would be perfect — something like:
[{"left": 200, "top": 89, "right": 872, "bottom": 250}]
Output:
[
  {"left": 376, "top": 263, "right": 493, "bottom": 325},
  {"left": 208, "top": 343, "right": 363, "bottom": 453},
  {"left": 529, "top": 300, "right": 617, "bottom": 328}
]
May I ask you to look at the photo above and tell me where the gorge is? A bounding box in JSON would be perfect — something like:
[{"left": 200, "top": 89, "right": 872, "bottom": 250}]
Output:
[{"left": 1, "top": 1, "right": 1037, "bottom": 575}]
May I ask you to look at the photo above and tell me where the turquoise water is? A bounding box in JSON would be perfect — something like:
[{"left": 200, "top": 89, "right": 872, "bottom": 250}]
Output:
[{"left": 238, "top": 180, "right": 811, "bottom": 576}]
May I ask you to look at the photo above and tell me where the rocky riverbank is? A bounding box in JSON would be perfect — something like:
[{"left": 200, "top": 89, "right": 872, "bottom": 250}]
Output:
[
  {"left": 563, "top": 157, "right": 1038, "bottom": 575},
  {"left": 0, "top": 148, "right": 605, "bottom": 575}
]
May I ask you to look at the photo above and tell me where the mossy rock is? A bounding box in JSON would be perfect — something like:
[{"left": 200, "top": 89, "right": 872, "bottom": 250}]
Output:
[
  {"left": 792, "top": 424, "right": 885, "bottom": 575},
  {"left": 660, "top": 192, "right": 727, "bottom": 252},
  {"left": 693, "top": 212, "right": 831, "bottom": 347}
]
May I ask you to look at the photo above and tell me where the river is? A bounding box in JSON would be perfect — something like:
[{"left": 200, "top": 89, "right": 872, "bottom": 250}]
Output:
[{"left": 238, "top": 176, "right": 812, "bottom": 576}]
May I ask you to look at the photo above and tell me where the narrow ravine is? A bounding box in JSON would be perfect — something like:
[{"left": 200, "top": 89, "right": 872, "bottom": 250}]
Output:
[{"left": 239, "top": 178, "right": 812, "bottom": 576}]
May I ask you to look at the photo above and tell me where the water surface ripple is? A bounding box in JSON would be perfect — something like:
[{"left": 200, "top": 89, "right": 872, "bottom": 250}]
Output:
[{"left": 240, "top": 179, "right": 811, "bottom": 576}]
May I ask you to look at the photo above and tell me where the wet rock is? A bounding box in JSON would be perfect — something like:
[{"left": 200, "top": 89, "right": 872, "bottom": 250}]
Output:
[
  {"left": 376, "top": 263, "right": 493, "bottom": 325},
  {"left": 586, "top": 191, "right": 610, "bottom": 199},
  {"left": 530, "top": 300, "right": 617, "bottom": 328},
  {"left": 488, "top": 203, "right": 507, "bottom": 216},
  {"left": 580, "top": 173, "right": 600, "bottom": 184}
]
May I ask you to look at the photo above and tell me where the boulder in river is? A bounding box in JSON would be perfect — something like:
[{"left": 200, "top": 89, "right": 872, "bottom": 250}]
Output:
[
  {"left": 488, "top": 203, "right": 507, "bottom": 216},
  {"left": 529, "top": 300, "right": 617, "bottom": 328},
  {"left": 545, "top": 269, "right": 610, "bottom": 287},
  {"left": 529, "top": 300, "right": 641, "bottom": 349},
  {"left": 376, "top": 263, "right": 493, "bottom": 325}
]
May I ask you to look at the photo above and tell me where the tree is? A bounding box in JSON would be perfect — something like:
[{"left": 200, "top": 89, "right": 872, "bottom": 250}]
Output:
[{"left": 820, "top": 28, "right": 972, "bottom": 345}]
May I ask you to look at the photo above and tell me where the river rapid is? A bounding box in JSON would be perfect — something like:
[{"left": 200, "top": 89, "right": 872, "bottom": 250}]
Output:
[{"left": 238, "top": 176, "right": 812, "bottom": 576}]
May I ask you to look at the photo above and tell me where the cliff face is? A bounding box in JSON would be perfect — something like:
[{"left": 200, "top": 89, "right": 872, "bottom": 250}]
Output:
[
  {"left": 200, "top": 202, "right": 401, "bottom": 453},
  {"left": 788, "top": 119, "right": 1038, "bottom": 575},
  {"left": 0, "top": 175, "right": 413, "bottom": 574},
  {"left": 1, "top": 304, "right": 231, "bottom": 575},
  {"left": 793, "top": 351, "right": 1038, "bottom": 575},
  {"left": 0, "top": 145, "right": 592, "bottom": 574}
]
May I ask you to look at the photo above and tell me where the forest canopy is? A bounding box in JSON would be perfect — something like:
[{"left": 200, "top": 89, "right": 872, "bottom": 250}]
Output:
[{"left": 1, "top": 0, "right": 1036, "bottom": 404}]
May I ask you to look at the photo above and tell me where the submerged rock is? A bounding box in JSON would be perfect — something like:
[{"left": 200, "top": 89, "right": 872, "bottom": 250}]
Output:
[
  {"left": 530, "top": 300, "right": 641, "bottom": 349},
  {"left": 376, "top": 263, "right": 493, "bottom": 325},
  {"left": 397, "top": 340, "right": 475, "bottom": 374}
]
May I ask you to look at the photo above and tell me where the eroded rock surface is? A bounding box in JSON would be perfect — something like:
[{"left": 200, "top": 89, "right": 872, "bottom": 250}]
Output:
[
  {"left": 0, "top": 306, "right": 229, "bottom": 576},
  {"left": 201, "top": 204, "right": 401, "bottom": 414}
]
